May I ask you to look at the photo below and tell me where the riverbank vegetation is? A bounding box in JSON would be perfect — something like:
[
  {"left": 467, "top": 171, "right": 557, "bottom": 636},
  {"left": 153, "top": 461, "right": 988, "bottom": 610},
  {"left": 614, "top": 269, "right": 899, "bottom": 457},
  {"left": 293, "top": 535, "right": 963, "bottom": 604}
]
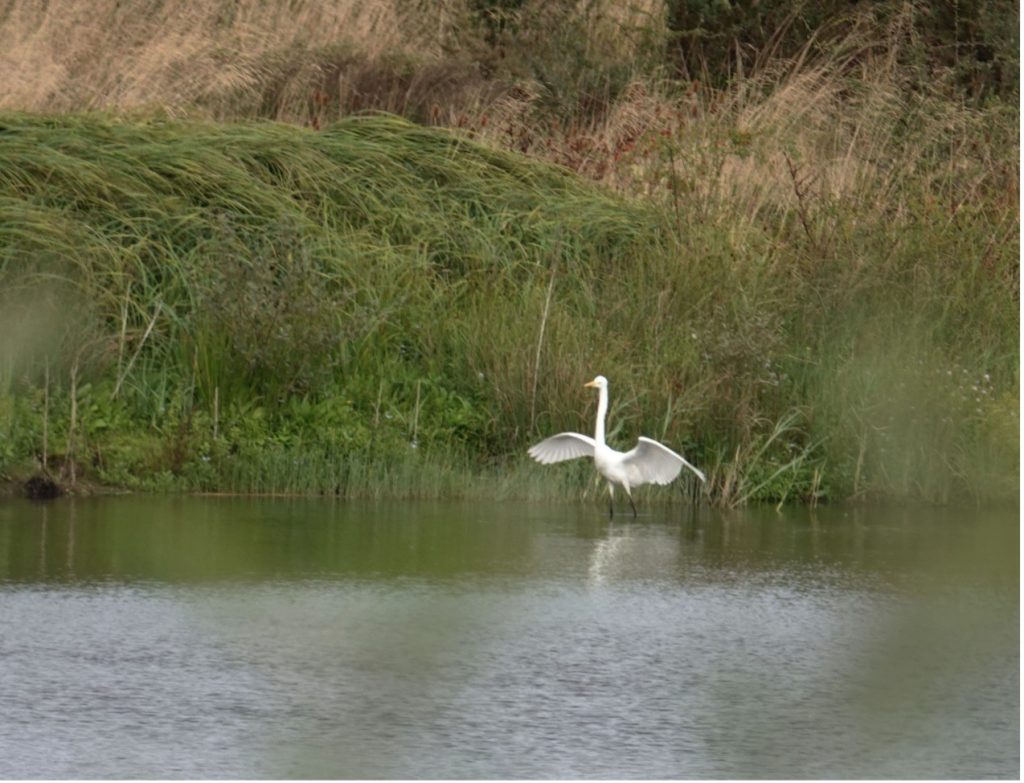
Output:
[{"left": 0, "top": 1, "right": 1017, "bottom": 505}]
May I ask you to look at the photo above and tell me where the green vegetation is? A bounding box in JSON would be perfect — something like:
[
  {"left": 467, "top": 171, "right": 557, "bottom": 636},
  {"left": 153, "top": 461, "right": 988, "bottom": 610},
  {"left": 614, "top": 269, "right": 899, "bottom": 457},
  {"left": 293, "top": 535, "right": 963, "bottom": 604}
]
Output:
[{"left": 0, "top": 1, "right": 1017, "bottom": 505}]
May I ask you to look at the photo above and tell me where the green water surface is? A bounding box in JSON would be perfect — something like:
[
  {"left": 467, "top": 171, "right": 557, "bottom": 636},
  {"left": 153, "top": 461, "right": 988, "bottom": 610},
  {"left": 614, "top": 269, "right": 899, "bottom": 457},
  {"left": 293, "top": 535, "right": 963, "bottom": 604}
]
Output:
[{"left": 0, "top": 497, "right": 1017, "bottom": 778}]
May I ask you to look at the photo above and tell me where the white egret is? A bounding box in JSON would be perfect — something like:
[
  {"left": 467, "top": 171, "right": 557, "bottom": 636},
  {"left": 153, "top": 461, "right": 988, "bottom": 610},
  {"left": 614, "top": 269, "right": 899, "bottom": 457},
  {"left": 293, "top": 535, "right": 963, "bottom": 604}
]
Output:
[{"left": 528, "top": 375, "right": 706, "bottom": 517}]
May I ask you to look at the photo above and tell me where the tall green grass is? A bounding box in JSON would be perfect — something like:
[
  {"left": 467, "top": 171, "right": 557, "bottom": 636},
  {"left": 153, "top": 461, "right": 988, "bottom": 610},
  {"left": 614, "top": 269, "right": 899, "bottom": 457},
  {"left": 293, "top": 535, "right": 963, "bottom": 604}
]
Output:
[{"left": 0, "top": 109, "right": 1016, "bottom": 505}]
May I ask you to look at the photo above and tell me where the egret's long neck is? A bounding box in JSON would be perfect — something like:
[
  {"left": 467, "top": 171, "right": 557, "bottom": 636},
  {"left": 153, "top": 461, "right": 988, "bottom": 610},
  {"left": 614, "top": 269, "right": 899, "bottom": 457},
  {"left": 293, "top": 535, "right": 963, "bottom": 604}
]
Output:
[{"left": 594, "top": 385, "right": 608, "bottom": 446}]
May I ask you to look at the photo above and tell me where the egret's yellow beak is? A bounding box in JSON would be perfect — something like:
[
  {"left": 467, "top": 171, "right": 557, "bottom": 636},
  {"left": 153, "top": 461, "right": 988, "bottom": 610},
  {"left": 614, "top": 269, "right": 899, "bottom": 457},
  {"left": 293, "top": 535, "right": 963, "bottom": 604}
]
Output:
[{"left": 584, "top": 379, "right": 599, "bottom": 388}]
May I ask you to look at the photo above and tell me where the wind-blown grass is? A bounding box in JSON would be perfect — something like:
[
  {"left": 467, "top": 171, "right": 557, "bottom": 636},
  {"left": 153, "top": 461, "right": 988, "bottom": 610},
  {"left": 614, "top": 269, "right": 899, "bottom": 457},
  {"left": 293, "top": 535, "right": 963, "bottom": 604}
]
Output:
[{"left": 0, "top": 112, "right": 672, "bottom": 499}]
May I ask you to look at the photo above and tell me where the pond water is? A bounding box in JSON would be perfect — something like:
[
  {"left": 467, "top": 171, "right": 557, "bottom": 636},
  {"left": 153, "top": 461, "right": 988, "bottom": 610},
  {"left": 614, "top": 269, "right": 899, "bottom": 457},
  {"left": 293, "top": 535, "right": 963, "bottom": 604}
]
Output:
[{"left": 0, "top": 496, "right": 1017, "bottom": 778}]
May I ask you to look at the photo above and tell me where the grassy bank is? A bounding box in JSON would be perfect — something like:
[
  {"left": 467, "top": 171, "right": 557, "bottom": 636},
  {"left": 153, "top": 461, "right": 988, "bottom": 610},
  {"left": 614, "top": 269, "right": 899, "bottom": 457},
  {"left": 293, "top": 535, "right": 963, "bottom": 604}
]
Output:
[
  {"left": 0, "top": 0, "right": 1017, "bottom": 505},
  {"left": 0, "top": 103, "right": 1015, "bottom": 505}
]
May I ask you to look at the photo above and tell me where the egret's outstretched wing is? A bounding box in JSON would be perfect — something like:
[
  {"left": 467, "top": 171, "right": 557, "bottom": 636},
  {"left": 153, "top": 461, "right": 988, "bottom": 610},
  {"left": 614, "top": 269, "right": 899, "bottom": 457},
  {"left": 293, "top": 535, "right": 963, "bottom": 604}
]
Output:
[
  {"left": 528, "top": 432, "right": 597, "bottom": 464},
  {"left": 623, "top": 436, "right": 706, "bottom": 485}
]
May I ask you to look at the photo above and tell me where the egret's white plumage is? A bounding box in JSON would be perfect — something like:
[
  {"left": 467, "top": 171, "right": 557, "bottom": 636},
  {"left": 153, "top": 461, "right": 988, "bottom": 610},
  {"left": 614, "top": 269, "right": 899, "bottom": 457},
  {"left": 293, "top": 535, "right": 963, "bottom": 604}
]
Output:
[{"left": 528, "top": 375, "right": 705, "bottom": 516}]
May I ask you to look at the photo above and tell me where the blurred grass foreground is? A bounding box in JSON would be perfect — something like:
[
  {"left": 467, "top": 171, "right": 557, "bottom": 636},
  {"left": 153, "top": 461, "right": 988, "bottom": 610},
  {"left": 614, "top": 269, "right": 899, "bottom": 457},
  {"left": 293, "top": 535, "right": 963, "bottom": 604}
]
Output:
[{"left": 0, "top": 0, "right": 1017, "bottom": 504}]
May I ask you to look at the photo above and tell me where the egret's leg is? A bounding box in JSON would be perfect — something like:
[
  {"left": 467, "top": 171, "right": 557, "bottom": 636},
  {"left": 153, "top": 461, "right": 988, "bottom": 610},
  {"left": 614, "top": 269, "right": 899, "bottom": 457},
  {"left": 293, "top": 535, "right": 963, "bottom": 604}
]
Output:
[
  {"left": 625, "top": 489, "right": 637, "bottom": 518},
  {"left": 607, "top": 483, "right": 615, "bottom": 518}
]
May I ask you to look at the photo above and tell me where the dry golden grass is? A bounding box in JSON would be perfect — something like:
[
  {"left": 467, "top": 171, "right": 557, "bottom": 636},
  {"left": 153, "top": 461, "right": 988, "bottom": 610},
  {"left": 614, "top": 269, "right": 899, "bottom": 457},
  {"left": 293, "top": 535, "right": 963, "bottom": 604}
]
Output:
[
  {"left": 465, "top": 8, "right": 1016, "bottom": 257},
  {"left": 0, "top": 0, "right": 675, "bottom": 125},
  {"left": 0, "top": 0, "right": 424, "bottom": 116}
]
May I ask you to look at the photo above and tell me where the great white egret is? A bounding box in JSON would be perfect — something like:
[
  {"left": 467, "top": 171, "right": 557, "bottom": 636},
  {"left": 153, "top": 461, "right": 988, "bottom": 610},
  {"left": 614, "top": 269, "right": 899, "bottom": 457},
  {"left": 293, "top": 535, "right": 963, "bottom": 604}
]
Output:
[{"left": 528, "top": 375, "right": 706, "bottom": 517}]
